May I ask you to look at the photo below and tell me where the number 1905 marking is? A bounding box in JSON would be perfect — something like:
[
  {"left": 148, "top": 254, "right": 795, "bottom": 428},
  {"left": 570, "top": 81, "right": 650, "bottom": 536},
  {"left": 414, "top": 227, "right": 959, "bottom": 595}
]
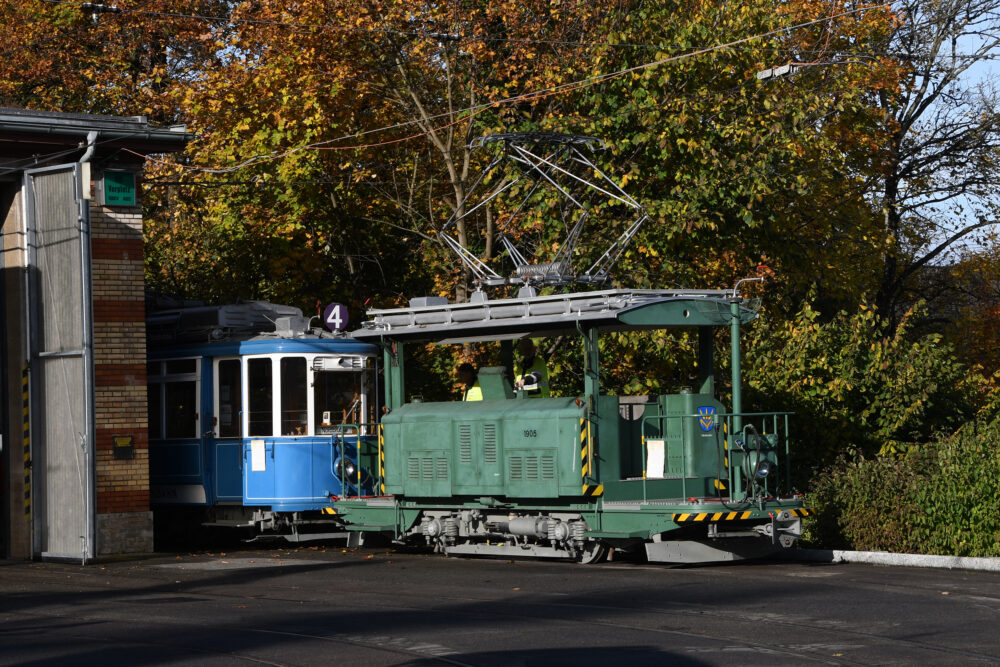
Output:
[{"left": 523, "top": 429, "right": 537, "bottom": 438}]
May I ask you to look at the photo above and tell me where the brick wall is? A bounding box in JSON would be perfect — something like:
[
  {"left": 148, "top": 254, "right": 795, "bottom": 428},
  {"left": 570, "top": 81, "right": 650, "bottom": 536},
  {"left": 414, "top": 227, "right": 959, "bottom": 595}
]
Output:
[
  {"left": 97, "top": 511, "right": 154, "bottom": 554},
  {"left": 90, "top": 201, "right": 152, "bottom": 554}
]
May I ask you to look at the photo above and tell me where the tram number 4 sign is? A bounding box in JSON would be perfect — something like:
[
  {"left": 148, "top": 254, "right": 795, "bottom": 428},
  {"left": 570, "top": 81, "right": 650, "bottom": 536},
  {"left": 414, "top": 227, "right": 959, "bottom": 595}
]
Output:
[{"left": 323, "top": 302, "right": 349, "bottom": 332}]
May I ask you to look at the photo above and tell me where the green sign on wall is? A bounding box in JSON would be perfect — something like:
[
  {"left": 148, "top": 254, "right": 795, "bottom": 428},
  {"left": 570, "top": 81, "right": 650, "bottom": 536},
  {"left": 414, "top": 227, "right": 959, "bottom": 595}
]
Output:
[{"left": 103, "top": 170, "right": 136, "bottom": 206}]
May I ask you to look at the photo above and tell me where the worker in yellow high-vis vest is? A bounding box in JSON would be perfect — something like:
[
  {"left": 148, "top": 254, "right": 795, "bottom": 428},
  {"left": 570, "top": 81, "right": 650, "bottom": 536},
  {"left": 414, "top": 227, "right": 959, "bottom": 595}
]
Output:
[
  {"left": 458, "top": 362, "right": 483, "bottom": 401},
  {"left": 514, "top": 338, "right": 550, "bottom": 397}
]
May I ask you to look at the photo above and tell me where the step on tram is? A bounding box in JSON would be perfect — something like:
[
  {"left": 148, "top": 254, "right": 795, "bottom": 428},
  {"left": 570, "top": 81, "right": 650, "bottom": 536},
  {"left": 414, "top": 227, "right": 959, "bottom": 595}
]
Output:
[{"left": 146, "top": 300, "right": 379, "bottom": 542}]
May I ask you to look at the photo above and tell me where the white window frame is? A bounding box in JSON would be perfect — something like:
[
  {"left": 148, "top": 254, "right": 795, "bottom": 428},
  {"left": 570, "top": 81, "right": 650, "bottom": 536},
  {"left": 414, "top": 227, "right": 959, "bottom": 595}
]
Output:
[
  {"left": 213, "top": 356, "right": 243, "bottom": 439},
  {"left": 241, "top": 353, "right": 374, "bottom": 438}
]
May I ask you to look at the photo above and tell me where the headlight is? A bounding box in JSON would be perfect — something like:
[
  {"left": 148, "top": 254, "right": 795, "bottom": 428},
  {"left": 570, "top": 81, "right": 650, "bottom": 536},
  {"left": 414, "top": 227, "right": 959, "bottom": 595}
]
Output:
[
  {"left": 336, "top": 458, "right": 357, "bottom": 479},
  {"left": 754, "top": 460, "right": 773, "bottom": 479}
]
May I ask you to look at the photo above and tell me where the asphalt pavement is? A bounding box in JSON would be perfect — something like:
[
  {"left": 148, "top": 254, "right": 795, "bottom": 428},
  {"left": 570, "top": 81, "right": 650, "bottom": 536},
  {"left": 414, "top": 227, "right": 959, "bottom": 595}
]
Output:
[{"left": 2, "top": 543, "right": 1000, "bottom": 666}]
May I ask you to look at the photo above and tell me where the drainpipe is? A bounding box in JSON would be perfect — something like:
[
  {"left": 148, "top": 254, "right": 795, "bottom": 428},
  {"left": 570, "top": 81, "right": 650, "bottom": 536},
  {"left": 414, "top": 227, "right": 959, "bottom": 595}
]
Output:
[
  {"left": 78, "top": 130, "right": 97, "bottom": 564},
  {"left": 79, "top": 131, "right": 98, "bottom": 164}
]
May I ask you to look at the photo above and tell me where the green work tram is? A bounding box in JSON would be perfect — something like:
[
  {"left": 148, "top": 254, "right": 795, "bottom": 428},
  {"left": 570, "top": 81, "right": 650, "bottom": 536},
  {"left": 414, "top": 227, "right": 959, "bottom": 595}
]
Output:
[{"left": 335, "top": 287, "right": 810, "bottom": 563}]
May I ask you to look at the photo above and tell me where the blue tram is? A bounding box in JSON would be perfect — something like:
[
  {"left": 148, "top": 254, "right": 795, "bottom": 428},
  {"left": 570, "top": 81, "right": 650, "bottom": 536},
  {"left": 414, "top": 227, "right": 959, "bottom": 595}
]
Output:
[{"left": 146, "top": 300, "right": 379, "bottom": 540}]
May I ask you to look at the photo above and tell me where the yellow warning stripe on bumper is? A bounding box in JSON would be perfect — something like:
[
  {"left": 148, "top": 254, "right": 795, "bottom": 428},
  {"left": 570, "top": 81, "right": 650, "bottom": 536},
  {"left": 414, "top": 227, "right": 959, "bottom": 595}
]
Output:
[
  {"left": 673, "top": 507, "right": 814, "bottom": 522},
  {"left": 582, "top": 484, "right": 604, "bottom": 497},
  {"left": 781, "top": 507, "right": 813, "bottom": 518},
  {"left": 674, "top": 511, "right": 753, "bottom": 522},
  {"left": 322, "top": 507, "right": 337, "bottom": 515}
]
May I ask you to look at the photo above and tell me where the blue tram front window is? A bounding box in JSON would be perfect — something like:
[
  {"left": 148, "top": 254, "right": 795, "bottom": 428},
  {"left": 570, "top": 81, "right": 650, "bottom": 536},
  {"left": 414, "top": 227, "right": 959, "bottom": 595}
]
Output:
[
  {"left": 313, "top": 370, "right": 363, "bottom": 433},
  {"left": 248, "top": 358, "right": 273, "bottom": 436},
  {"left": 217, "top": 359, "right": 241, "bottom": 438},
  {"left": 281, "top": 357, "right": 308, "bottom": 436}
]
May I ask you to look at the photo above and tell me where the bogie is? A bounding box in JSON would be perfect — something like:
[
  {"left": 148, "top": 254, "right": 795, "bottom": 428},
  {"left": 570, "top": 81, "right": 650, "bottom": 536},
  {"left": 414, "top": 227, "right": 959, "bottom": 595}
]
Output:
[{"left": 403, "top": 509, "right": 602, "bottom": 561}]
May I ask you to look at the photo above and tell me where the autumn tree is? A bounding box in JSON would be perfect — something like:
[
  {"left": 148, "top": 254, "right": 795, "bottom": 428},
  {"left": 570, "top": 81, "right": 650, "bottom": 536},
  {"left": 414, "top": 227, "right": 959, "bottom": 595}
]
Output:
[
  {"left": 560, "top": 2, "right": 901, "bottom": 313},
  {"left": 867, "top": 0, "right": 1000, "bottom": 321},
  {"left": 143, "top": 0, "right": 621, "bottom": 311},
  {"left": 941, "top": 234, "right": 1000, "bottom": 371},
  {"left": 0, "top": 0, "right": 231, "bottom": 120}
]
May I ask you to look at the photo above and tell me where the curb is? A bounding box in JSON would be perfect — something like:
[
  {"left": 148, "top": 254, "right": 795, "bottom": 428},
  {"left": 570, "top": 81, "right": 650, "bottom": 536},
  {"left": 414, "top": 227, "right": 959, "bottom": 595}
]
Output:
[{"left": 780, "top": 548, "right": 1000, "bottom": 573}]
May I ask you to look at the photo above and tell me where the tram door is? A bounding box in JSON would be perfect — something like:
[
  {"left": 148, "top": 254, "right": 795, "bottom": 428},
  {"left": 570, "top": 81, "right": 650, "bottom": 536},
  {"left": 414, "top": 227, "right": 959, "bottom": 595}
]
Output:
[{"left": 213, "top": 358, "right": 242, "bottom": 501}]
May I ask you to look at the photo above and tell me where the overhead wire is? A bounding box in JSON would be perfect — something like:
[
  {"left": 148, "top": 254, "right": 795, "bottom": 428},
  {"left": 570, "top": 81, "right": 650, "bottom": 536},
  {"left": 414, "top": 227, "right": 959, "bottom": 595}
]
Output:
[{"left": 142, "top": 67, "right": 871, "bottom": 218}]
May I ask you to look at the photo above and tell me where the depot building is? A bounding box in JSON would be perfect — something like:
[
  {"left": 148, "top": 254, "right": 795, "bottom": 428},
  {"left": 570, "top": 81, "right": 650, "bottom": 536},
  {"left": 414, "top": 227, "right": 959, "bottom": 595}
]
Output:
[{"left": 0, "top": 108, "right": 189, "bottom": 560}]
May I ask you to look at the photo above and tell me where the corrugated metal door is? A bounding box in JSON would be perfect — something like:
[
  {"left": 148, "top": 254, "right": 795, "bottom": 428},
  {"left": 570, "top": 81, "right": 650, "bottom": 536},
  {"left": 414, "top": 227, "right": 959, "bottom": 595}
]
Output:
[{"left": 24, "top": 164, "right": 94, "bottom": 561}]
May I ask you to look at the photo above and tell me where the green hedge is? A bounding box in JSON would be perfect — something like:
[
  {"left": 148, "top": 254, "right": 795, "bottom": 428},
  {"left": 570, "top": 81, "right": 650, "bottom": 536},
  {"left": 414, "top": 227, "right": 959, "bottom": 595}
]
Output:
[
  {"left": 744, "top": 301, "right": 982, "bottom": 480},
  {"left": 805, "top": 420, "right": 1000, "bottom": 556}
]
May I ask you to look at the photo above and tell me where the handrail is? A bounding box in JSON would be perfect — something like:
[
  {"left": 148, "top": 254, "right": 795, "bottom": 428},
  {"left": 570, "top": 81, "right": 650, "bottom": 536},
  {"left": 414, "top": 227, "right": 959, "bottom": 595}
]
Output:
[
  {"left": 331, "top": 422, "right": 380, "bottom": 499},
  {"left": 638, "top": 410, "right": 793, "bottom": 503}
]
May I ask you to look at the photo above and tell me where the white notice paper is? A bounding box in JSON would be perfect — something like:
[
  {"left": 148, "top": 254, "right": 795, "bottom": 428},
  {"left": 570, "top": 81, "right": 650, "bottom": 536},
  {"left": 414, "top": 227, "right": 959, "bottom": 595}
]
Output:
[
  {"left": 251, "top": 439, "right": 266, "bottom": 472},
  {"left": 646, "top": 438, "right": 665, "bottom": 479}
]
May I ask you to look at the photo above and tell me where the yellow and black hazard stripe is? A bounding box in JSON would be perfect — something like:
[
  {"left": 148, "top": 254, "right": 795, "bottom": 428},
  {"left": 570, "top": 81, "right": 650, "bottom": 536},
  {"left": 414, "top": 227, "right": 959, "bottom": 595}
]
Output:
[
  {"left": 22, "top": 367, "right": 30, "bottom": 520},
  {"left": 580, "top": 417, "right": 603, "bottom": 498},
  {"left": 708, "top": 422, "right": 729, "bottom": 493},
  {"left": 674, "top": 510, "right": 754, "bottom": 522},
  {"left": 322, "top": 507, "right": 337, "bottom": 515},
  {"left": 377, "top": 424, "right": 386, "bottom": 494},
  {"left": 673, "top": 507, "right": 814, "bottom": 522}
]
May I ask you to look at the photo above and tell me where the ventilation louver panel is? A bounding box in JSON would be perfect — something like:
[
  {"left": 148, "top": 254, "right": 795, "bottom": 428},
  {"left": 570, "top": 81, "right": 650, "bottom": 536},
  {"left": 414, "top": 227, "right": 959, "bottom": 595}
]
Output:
[
  {"left": 541, "top": 455, "right": 555, "bottom": 479},
  {"left": 483, "top": 423, "right": 497, "bottom": 463},
  {"left": 459, "top": 424, "right": 472, "bottom": 464}
]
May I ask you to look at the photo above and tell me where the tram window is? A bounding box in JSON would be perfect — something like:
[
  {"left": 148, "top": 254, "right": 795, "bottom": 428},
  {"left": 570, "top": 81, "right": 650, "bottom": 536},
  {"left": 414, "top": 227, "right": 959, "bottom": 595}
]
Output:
[
  {"left": 217, "top": 359, "right": 241, "bottom": 438},
  {"left": 281, "top": 357, "right": 308, "bottom": 436},
  {"left": 147, "top": 382, "right": 162, "bottom": 439},
  {"left": 147, "top": 358, "right": 198, "bottom": 440},
  {"left": 164, "top": 380, "right": 198, "bottom": 438},
  {"left": 314, "top": 370, "right": 362, "bottom": 434},
  {"left": 166, "top": 359, "right": 197, "bottom": 375},
  {"left": 248, "top": 358, "right": 273, "bottom": 436}
]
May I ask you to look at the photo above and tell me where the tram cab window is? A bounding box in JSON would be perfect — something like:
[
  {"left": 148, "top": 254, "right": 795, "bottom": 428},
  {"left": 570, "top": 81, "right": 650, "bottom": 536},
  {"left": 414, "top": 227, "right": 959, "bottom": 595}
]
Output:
[
  {"left": 217, "top": 359, "right": 242, "bottom": 438},
  {"left": 281, "top": 357, "right": 308, "bottom": 436},
  {"left": 313, "top": 361, "right": 368, "bottom": 434},
  {"left": 248, "top": 358, "right": 273, "bottom": 436},
  {"left": 147, "top": 359, "right": 199, "bottom": 439}
]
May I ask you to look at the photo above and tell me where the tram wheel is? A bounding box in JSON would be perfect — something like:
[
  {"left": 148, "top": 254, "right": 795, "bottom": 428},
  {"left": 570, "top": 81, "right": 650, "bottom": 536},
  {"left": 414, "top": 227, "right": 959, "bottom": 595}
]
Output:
[{"left": 578, "top": 541, "right": 608, "bottom": 564}]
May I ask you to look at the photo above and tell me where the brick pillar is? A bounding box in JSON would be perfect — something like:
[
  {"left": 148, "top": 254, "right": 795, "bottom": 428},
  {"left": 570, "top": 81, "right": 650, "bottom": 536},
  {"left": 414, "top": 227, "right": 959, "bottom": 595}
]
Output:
[{"left": 90, "top": 203, "right": 153, "bottom": 554}]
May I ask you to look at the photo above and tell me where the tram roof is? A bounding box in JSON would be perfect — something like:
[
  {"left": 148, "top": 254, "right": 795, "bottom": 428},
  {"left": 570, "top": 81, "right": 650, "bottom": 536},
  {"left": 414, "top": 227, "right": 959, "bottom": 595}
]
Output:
[{"left": 350, "top": 288, "right": 759, "bottom": 343}]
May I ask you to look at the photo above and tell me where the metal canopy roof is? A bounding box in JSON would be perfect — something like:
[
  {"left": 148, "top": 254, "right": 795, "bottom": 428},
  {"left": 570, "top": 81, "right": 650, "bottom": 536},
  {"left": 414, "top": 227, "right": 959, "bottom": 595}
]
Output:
[
  {"left": 350, "top": 288, "right": 758, "bottom": 343},
  {"left": 0, "top": 107, "right": 191, "bottom": 167}
]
